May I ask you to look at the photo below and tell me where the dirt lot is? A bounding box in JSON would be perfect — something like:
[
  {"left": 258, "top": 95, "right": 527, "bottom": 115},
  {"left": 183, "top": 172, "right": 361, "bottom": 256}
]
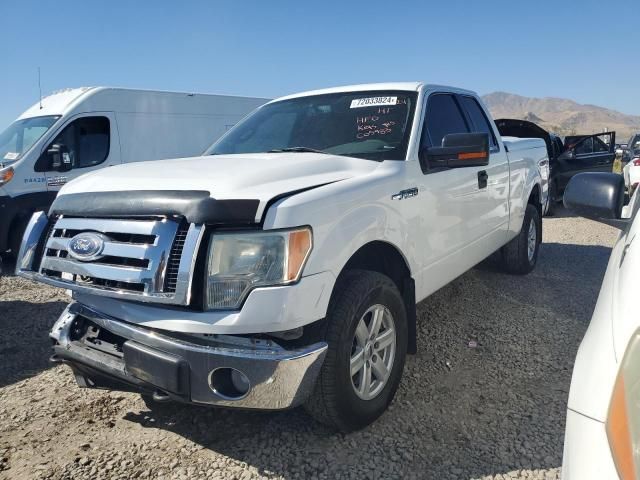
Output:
[{"left": 0, "top": 207, "right": 619, "bottom": 480}]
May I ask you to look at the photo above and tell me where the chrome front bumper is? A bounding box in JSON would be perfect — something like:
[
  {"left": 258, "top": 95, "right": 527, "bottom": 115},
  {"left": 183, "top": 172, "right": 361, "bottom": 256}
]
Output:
[{"left": 51, "top": 303, "right": 327, "bottom": 410}]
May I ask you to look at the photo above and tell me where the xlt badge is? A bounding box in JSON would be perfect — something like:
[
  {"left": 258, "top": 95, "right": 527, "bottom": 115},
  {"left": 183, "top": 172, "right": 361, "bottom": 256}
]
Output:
[{"left": 391, "top": 188, "right": 418, "bottom": 200}]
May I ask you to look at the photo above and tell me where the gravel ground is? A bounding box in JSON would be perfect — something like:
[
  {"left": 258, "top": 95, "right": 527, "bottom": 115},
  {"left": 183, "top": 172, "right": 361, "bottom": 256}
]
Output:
[{"left": 0, "top": 206, "right": 619, "bottom": 480}]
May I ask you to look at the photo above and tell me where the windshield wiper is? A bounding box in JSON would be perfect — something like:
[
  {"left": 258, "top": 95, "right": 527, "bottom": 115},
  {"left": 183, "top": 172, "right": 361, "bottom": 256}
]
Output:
[{"left": 267, "top": 147, "right": 327, "bottom": 154}]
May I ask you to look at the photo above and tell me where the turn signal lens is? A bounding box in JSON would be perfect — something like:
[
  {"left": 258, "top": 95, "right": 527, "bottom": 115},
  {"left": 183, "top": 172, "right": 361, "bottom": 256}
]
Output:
[
  {"left": 607, "top": 331, "right": 640, "bottom": 480},
  {"left": 608, "top": 374, "right": 635, "bottom": 479},
  {"left": 287, "top": 229, "right": 312, "bottom": 281},
  {"left": 458, "top": 151, "right": 487, "bottom": 161},
  {"left": 0, "top": 166, "right": 14, "bottom": 186}
]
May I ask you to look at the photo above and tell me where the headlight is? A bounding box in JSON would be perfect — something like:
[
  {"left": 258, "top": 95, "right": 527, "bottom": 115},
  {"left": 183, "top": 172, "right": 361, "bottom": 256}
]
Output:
[
  {"left": 0, "top": 166, "right": 14, "bottom": 186},
  {"left": 205, "top": 227, "right": 312, "bottom": 309},
  {"left": 607, "top": 329, "right": 640, "bottom": 480}
]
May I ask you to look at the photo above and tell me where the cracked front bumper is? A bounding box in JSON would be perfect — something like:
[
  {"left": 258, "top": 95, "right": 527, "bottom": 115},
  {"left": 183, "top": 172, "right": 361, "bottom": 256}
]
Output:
[{"left": 50, "top": 303, "right": 327, "bottom": 410}]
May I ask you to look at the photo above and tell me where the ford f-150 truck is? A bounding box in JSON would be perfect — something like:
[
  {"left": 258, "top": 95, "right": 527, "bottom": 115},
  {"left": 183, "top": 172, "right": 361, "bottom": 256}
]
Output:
[{"left": 17, "top": 83, "right": 547, "bottom": 431}]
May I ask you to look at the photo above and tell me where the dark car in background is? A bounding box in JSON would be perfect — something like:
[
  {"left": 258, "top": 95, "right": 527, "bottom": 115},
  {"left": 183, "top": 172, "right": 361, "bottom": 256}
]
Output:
[{"left": 496, "top": 119, "right": 615, "bottom": 214}]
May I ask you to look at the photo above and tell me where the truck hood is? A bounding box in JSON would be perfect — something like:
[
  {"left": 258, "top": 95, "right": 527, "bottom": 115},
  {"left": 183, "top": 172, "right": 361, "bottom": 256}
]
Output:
[{"left": 58, "top": 153, "right": 381, "bottom": 222}]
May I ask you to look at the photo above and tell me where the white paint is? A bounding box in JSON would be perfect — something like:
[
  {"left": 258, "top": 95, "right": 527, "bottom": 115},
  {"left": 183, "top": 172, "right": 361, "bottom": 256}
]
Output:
[
  {"left": 562, "top": 188, "right": 640, "bottom": 476},
  {"left": 52, "top": 83, "right": 545, "bottom": 336},
  {"left": 0, "top": 87, "right": 269, "bottom": 201}
]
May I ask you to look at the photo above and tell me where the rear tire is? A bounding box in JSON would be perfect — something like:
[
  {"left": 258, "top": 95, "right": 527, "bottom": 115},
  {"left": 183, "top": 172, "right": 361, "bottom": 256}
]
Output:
[
  {"left": 501, "top": 204, "right": 541, "bottom": 275},
  {"left": 304, "top": 270, "right": 407, "bottom": 432}
]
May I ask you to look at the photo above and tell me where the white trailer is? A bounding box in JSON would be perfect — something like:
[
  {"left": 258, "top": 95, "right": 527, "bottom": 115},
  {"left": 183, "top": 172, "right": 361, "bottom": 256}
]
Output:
[{"left": 0, "top": 87, "right": 268, "bottom": 254}]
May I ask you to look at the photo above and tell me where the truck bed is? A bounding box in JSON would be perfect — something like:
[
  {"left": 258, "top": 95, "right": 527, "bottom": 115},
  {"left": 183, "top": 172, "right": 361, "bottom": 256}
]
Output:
[{"left": 502, "top": 136, "right": 547, "bottom": 152}]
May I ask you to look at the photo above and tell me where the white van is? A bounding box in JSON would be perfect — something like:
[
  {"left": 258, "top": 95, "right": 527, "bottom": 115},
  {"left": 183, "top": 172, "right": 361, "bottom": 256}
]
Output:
[{"left": 0, "top": 87, "right": 268, "bottom": 255}]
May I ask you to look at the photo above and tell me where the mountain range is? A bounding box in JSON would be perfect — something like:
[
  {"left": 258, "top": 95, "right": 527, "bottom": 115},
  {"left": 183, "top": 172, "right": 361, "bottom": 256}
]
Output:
[{"left": 482, "top": 92, "right": 640, "bottom": 141}]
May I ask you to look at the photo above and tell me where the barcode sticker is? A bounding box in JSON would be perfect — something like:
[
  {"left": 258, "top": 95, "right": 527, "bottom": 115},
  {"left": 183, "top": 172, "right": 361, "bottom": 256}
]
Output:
[{"left": 350, "top": 97, "right": 397, "bottom": 109}]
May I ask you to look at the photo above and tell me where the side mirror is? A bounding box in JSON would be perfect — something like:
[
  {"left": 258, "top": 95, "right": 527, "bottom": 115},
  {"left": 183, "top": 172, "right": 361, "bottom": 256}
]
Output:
[
  {"left": 420, "top": 133, "right": 489, "bottom": 169},
  {"left": 558, "top": 149, "right": 576, "bottom": 161},
  {"left": 47, "top": 144, "right": 72, "bottom": 172},
  {"left": 563, "top": 172, "right": 626, "bottom": 228}
]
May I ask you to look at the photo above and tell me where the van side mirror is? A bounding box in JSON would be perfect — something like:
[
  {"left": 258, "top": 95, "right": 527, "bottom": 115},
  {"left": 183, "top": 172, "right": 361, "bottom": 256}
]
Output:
[
  {"left": 420, "top": 133, "right": 489, "bottom": 170},
  {"left": 48, "top": 144, "right": 72, "bottom": 172},
  {"left": 563, "top": 172, "right": 627, "bottom": 228}
]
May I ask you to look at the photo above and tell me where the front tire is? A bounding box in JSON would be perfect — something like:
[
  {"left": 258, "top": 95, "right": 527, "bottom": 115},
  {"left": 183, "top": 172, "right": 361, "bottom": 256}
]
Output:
[
  {"left": 501, "top": 204, "right": 541, "bottom": 275},
  {"left": 304, "top": 270, "right": 407, "bottom": 432}
]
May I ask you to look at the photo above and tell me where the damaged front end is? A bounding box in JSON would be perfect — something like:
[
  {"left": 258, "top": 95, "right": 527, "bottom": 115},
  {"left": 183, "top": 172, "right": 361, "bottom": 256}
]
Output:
[{"left": 50, "top": 303, "right": 327, "bottom": 409}]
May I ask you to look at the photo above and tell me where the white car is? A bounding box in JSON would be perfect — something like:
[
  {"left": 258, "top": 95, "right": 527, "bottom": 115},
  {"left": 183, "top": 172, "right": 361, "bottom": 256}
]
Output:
[
  {"left": 623, "top": 156, "right": 640, "bottom": 194},
  {"left": 17, "top": 82, "right": 547, "bottom": 431},
  {"left": 563, "top": 172, "right": 640, "bottom": 479}
]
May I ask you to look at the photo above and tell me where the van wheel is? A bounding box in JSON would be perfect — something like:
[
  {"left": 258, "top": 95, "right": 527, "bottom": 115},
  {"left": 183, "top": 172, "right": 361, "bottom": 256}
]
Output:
[
  {"left": 501, "top": 204, "right": 541, "bottom": 275},
  {"left": 304, "top": 270, "right": 407, "bottom": 432}
]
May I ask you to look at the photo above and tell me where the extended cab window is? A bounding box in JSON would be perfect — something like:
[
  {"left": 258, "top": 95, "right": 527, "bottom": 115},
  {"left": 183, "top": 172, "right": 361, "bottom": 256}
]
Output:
[
  {"left": 422, "top": 94, "right": 469, "bottom": 148},
  {"left": 206, "top": 91, "right": 418, "bottom": 161},
  {"left": 459, "top": 96, "right": 498, "bottom": 149},
  {"left": 36, "top": 116, "right": 110, "bottom": 172}
]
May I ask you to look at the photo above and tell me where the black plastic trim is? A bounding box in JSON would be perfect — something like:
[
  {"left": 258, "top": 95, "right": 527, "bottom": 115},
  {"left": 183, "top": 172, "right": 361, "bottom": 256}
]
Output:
[
  {"left": 49, "top": 190, "right": 260, "bottom": 225},
  {"left": 563, "top": 172, "right": 625, "bottom": 222}
]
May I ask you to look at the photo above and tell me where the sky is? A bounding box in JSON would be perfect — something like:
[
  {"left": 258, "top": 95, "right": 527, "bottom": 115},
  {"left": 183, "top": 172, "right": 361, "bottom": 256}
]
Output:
[{"left": 1, "top": 0, "right": 638, "bottom": 128}]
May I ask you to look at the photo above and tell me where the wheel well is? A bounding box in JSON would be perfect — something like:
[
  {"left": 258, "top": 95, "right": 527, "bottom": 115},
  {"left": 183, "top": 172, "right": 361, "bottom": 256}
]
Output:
[{"left": 338, "top": 241, "right": 417, "bottom": 354}]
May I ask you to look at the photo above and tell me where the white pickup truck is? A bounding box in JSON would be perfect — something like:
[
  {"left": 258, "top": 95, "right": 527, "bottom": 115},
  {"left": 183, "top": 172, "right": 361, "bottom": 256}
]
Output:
[{"left": 17, "top": 83, "right": 547, "bottom": 431}]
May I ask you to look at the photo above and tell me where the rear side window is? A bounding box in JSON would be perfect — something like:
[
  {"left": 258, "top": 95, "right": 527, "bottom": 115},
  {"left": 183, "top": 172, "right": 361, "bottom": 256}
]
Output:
[
  {"left": 36, "top": 116, "right": 110, "bottom": 171},
  {"left": 459, "top": 96, "right": 497, "bottom": 149},
  {"left": 422, "top": 94, "right": 469, "bottom": 148}
]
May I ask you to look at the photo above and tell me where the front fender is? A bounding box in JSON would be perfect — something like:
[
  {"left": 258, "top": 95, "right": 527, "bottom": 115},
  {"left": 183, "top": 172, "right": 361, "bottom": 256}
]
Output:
[{"left": 262, "top": 166, "right": 416, "bottom": 282}]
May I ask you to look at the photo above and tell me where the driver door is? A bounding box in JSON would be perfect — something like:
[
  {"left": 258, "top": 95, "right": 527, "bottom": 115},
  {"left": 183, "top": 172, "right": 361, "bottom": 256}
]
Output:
[
  {"left": 416, "top": 93, "right": 500, "bottom": 293},
  {"left": 36, "top": 113, "right": 120, "bottom": 192}
]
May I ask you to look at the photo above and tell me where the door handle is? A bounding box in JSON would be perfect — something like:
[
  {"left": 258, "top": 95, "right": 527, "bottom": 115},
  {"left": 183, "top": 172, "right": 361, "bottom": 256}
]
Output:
[{"left": 478, "top": 170, "right": 488, "bottom": 189}]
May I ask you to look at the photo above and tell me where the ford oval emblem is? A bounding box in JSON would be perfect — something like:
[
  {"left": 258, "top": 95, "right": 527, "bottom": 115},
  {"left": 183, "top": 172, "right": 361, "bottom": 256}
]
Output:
[{"left": 68, "top": 232, "right": 108, "bottom": 262}]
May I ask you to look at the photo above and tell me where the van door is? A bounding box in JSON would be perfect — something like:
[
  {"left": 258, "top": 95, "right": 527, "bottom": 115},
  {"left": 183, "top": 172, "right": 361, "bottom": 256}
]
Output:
[{"left": 35, "top": 113, "right": 121, "bottom": 192}]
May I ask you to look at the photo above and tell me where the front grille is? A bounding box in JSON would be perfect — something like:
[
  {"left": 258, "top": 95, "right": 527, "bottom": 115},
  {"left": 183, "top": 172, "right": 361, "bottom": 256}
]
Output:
[
  {"left": 35, "top": 216, "right": 204, "bottom": 305},
  {"left": 164, "top": 222, "right": 189, "bottom": 293}
]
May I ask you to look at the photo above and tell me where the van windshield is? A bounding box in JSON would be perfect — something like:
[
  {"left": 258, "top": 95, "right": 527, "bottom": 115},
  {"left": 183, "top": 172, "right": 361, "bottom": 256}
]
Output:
[
  {"left": 205, "top": 91, "right": 418, "bottom": 161},
  {"left": 0, "top": 115, "right": 60, "bottom": 163}
]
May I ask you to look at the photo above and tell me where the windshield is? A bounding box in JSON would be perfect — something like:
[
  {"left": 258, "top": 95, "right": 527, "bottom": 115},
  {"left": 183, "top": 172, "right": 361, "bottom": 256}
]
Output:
[
  {"left": 0, "top": 115, "right": 60, "bottom": 163},
  {"left": 205, "top": 90, "right": 418, "bottom": 161}
]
